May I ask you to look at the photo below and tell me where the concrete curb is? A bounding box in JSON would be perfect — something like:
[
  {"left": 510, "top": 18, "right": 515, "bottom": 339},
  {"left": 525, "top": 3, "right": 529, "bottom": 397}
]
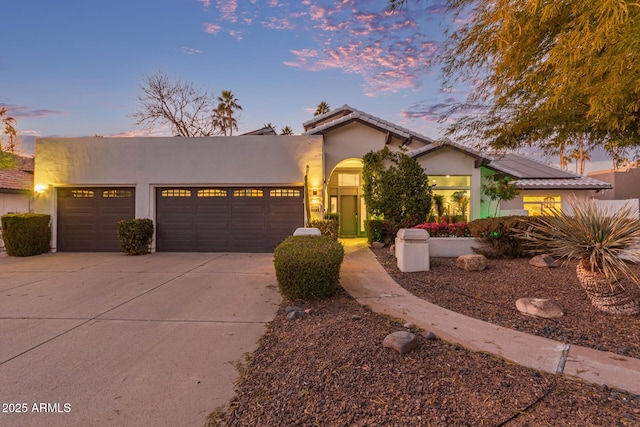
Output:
[{"left": 340, "top": 243, "right": 640, "bottom": 395}]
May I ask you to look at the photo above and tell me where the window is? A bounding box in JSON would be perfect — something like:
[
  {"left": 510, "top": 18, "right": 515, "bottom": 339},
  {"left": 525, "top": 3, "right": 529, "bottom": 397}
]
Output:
[
  {"left": 430, "top": 175, "right": 470, "bottom": 187},
  {"left": 523, "top": 196, "right": 561, "bottom": 216},
  {"left": 161, "top": 189, "right": 191, "bottom": 197},
  {"left": 270, "top": 189, "right": 300, "bottom": 197},
  {"left": 330, "top": 196, "right": 338, "bottom": 214},
  {"left": 338, "top": 173, "right": 360, "bottom": 187},
  {"left": 197, "top": 189, "right": 227, "bottom": 197},
  {"left": 429, "top": 175, "right": 472, "bottom": 221},
  {"left": 233, "top": 189, "right": 263, "bottom": 197},
  {"left": 71, "top": 190, "right": 94, "bottom": 198},
  {"left": 103, "top": 189, "right": 132, "bottom": 198}
]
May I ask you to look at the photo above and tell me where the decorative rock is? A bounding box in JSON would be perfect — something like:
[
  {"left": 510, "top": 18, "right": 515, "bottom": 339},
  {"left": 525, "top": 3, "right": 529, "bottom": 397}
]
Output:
[
  {"left": 403, "top": 322, "right": 416, "bottom": 329},
  {"left": 421, "top": 331, "right": 437, "bottom": 340},
  {"left": 383, "top": 331, "right": 419, "bottom": 354},
  {"left": 370, "top": 241, "right": 385, "bottom": 249},
  {"left": 530, "top": 254, "right": 559, "bottom": 268},
  {"left": 286, "top": 310, "right": 306, "bottom": 320},
  {"left": 351, "top": 315, "right": 363, "bottom": 320},
  {"left": 516, "top": 298, "right": 564, "bottom": 319},
  {"left": 285, "top": 306, "right": 303, "bottom": 314},
  {"left": 389, "top": 244, "right": 395, "bottom": 256},
  {"left": 293, "top": 227, "right": 321, "bottom": 236},
  {"left": 456, "top": 254, "right": 487, "bottom": 271}
]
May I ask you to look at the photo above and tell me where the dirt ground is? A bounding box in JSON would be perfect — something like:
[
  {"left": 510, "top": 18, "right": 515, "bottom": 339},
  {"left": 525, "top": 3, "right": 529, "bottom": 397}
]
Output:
[{"left": 210, "top": 250, "right": 640, "bottom": 426}]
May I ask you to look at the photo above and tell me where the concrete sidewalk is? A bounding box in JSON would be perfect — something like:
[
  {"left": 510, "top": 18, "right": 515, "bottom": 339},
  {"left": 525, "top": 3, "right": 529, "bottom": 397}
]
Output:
[
  {"left": 0, "top": 252, "right": 281, "bottom": 427},
  {"left": 339, "top": 240, "right": 640, "bottom": 395}
]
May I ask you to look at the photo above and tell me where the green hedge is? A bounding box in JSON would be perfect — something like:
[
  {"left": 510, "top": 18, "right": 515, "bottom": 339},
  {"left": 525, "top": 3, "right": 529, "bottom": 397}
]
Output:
[
  {"left": 468, "top": 216, "right": 537, "bottom": 258},
  {"left": 364, "top": 219, "right": 385, "bottom": 244},
  {"left": 307, "top": 219, "right": 339, "bottom": 240},
  {"left": 1, "top": 213, "right": 51, "bottom": 256},
  {"left": 274, "top": 235, "right": 345, "bottom": 300},
  {"left": 117, "top": 218, "right": 154, "bottom": 255}
]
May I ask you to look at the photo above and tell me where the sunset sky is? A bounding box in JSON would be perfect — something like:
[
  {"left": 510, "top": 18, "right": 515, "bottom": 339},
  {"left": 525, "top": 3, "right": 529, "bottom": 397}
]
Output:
[{"left": 0, "top": 0, "right": 613, "bottom": 170}]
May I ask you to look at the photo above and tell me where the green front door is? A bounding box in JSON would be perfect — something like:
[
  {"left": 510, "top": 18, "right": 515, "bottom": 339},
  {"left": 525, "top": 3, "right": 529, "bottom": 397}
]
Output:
[{"left": 340, "top": 195, "right": 358, "bottom": 236}]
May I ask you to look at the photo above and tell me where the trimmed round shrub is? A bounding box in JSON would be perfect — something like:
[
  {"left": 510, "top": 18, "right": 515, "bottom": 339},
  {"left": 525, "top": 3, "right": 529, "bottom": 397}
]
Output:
[
  {"left": 117, "top": 218, "right": 154, "bottom": 255},
  {"left": 1, "top": 213, "right": 51, "bottom": 256},
  {"left": 274, "top": 235, "right": 345, "bottom": 300}
]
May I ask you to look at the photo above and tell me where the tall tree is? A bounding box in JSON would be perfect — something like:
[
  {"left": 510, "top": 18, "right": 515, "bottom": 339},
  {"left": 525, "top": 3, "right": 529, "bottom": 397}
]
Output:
[
  {"left": 132, "top": 71, "right": 217, "bottom": 136},
  {"left": 0, "top": 107, "right": 18, "bottom": 153},
  {"left": 362, "top": 147, "right": 433, "bottom": 225},
  {"left": 213, "top": 90, "right": 242, "bottom": 136},
  {"left": 314, "top": 101, "right": 330, "bottom": 117},
  {"left": 391, "top": 0, "right": 640, "bottom": 153}
]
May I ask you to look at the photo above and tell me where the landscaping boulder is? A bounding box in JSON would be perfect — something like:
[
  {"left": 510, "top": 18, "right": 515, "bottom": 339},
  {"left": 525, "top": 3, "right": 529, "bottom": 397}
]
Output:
[
  {"left": 370, "top": 241, "right": 385, "bottom": 249},
  {"left": 530, "top": 254, "right": 558, "bottom": 268},
  {"left": 516, "top": 298, "right": 564, "bottom": 319},
  {"left": 383, "top": 331, "right": 419, "bottom": 354},
  {"left": 456, "top": 254, "right": 487, "bottom": 271}
]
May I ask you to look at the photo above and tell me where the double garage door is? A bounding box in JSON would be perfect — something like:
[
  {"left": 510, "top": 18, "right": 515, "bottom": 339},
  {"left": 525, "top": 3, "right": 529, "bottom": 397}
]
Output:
[
  {"left": 57, "top": 186, "right": 304, "bottom": 253},
  {"left": 156, "top": 187, "right": 304, "bottom": 252}
]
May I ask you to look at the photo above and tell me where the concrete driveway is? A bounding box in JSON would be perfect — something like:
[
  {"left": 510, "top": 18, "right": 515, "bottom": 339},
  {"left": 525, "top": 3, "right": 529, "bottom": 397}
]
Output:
[{"left": 0, "top": 252, "right": 282, "bottom": 427}]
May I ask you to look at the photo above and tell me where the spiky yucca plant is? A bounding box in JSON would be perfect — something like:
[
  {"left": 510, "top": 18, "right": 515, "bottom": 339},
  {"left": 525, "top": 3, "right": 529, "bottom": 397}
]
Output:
[{"left": 522, "top": 198, "right": 640, "bottom": 315}]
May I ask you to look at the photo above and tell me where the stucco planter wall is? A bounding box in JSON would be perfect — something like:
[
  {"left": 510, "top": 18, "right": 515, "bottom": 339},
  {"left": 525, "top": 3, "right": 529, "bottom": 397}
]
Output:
[{"left": 429, "top": 237, "right": 480, "bottom": 257}]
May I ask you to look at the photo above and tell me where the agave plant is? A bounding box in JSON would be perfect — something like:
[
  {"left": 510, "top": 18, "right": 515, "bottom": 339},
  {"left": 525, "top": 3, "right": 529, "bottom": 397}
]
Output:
[{"left": 522, "top": 197, "right": 640, "bottom": 315}]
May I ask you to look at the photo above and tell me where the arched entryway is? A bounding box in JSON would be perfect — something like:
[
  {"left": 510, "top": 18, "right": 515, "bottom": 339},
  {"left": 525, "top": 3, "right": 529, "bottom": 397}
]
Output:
[{"left": 326, "top": 159, "right": 367, "bottom": 237}]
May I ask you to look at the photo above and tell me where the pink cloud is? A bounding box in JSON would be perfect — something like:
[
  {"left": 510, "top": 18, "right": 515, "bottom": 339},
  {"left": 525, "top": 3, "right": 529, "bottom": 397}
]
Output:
[
  {"left": 203, "top": 22, "right": 221, "bottom": 34},
  {"left": 217, "top": 0, "right": 238, "bottom": 23},
  {"left": 180, "top": 47, "right": 202, "bottom": 55},
  {"left": 197, "top": 0, "right": 211, "bottom": 8}
]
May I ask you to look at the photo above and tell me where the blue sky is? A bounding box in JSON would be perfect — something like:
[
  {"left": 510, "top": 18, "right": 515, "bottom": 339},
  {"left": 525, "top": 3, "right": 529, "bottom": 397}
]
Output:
[
  {"left": 2, "top": 0, "right": 454, "bottom": 149},
  {"left": 0, "top": 0, "right": 615, "bottom": 171}
]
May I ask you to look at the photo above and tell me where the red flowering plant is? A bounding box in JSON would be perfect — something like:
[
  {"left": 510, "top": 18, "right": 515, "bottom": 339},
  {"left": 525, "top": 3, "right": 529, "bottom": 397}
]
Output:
[{"left": 414, "top": 221, "right": 471, "bottom": 237}]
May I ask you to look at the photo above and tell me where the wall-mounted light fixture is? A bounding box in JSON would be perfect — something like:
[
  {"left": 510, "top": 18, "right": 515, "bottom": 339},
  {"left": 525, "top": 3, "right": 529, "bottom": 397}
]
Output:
[
  {"left": 34, "top": 184, "right": 47, "bottom": 194},
  {"left": 310, "top": 188, "right": 321, "bottom": 206}
]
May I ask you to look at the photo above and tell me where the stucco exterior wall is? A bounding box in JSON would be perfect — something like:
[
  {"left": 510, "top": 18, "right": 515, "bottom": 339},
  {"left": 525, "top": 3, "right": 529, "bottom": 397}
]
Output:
[
  {"left": 589, "top": 167, "right": 640, "bottom": 200},
  {"left": 0, "top": 193, "right": 32, "bottom": 215},
  {"left": 415, "top": 148, "right": 482, "bottom": 220},
  {"left": 501, "top": 189, "right": 596, "bottom": 215},
  {"left": 34, "top": 135, "right": 324, "bottom": 221},
  {"left": 322, "top": 122, "right": 426, "bottom": 178}
]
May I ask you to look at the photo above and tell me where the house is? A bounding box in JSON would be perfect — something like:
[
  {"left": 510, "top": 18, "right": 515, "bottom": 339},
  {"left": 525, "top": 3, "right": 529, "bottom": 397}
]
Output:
[
  {"left": 33, "top": 105, "right": 612, "bottom": 253},
  {"left": 0, "top": 155, "right": 34, "bottom": 215}
]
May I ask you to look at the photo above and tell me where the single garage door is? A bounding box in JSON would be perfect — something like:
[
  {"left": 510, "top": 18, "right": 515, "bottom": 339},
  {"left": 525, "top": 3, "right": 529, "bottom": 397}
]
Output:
[
  {"left": 156, "top": 187, "right": 304, "bottom": 252},
  {"left": 57, "top": 187, "right": 135, "bottom": 252}
]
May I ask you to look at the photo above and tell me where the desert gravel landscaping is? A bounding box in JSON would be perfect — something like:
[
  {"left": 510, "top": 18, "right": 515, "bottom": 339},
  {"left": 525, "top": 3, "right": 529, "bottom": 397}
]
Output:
[{"left": 209, "top": 249, "right": 640, "bottom": 426}]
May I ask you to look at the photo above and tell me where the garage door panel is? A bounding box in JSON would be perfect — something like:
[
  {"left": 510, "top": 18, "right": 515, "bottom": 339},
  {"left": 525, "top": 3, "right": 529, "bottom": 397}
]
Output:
[
  {"left": 156, "top": 186, "right": 303, "bottom": 253},
  {"left": 57, "top": 187, "right": 135, "bottom": 252}
]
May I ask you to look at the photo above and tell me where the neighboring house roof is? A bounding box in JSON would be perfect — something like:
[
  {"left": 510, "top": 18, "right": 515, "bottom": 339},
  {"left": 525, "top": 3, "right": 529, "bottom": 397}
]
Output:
[
  {"left": 487, "top": 153, "right": 612, "bottom": 190},
  {"left": 0, "top": 155, "right": 34, "bottom": 192},
  {"left": 303, "top": 104, "right": 435, "bottom": 146},
  {"left": 241, "top": 126, "right": 277, "bottom": 136}
]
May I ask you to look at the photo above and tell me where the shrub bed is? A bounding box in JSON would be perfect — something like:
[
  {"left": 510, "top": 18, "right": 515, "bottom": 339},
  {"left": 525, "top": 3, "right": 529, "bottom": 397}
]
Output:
[
  {"left": 414, "top": 221, "right": 471, "bottom": 237},
  {"left": 468, "top": 216, "right": 537, "bottom": 257},
  {"left": 274, "top": 235, "right": 345, "bottom": 300},
  {"left": 364, "top": 219, "right": 385, "bottom": 244},
  {"left": 1, "top": 213, "right": 51, "bottom": 256},
  {"left": 117, "top": 218, "right": 154, "bottom": 255},
  {"left": 307, "top": 219, "right": 338, "bottom": 240}
]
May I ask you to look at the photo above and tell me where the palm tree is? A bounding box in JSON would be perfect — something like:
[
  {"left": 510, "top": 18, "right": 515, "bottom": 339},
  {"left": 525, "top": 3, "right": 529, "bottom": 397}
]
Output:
[
  {"left": 280, "top": 126, "right": 293, "bottom": 135},
  {"left": 314, "top": 101, "right": 330, "bottom": 117},
  {"left": 214, "top": 90, "right": 242, "bottom": 136},
  {"left": 522, "top": 198, "right": 640, "bottom": 314}
]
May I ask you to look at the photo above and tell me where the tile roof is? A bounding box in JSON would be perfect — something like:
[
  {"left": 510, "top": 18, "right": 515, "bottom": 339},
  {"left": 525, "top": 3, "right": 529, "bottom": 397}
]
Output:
[
  {"left": 0, "top": 155, "right": 34, "bottom": 192},
  {"left": 487, "top": 153, "right": 612, "bottom": 190},
  {"left": 303, "top": 104, "right": 435, "bottom": 145},
  {"left": 303, "top": 105, "right": 611, "bottom": 191}
]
